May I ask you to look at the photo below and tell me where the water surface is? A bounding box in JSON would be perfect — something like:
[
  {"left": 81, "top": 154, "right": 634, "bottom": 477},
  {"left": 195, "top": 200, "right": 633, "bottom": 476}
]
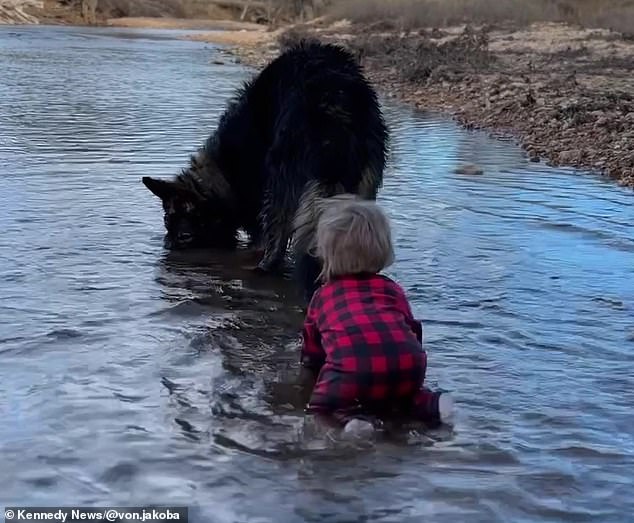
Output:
[{"left": 1, "top": 25, "right": 633, "bottom": 522}]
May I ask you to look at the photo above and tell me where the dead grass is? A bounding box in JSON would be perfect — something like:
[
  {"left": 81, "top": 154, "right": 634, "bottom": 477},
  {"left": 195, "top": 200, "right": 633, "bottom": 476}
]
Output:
[
  {"left": 591, "top": 6, "right": 634, "bottom": 37},
  {"left": 48, "top": 0, "right": 634, "bottom": 35},
  {"left": 97, "top": 0, "right": 183, "bottom": 18},
  {"left": 326, "top": 0, "right": 634, "bottom": 35},
  {"left": 96, "top": 0, "right": 233, "bottom": 20},
  {"left": 276, "top": 25, "right": 322, "bottom": 50},
  {"left": 96, "top": 0, "right": 303, "bottom": 24},
  {"left": 329, "top": 0, "right": 557, "bottom": 28}
]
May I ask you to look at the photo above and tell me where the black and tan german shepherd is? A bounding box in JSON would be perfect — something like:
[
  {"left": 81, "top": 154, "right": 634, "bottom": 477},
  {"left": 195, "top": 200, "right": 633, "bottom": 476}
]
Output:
[{"left": 142, "top": 40, "right": 388, "bottom": 303}]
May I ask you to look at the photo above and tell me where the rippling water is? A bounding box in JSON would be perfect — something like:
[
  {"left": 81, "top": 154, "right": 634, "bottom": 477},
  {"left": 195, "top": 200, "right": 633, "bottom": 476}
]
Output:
[{"left": 1, "top": 25, "right": 634, "bottom": 522}]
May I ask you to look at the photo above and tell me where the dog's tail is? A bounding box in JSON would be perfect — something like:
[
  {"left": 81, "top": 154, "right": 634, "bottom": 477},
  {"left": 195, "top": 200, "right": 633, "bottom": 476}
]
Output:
[
  {"left": 292, "top": 181, "right": 368, "bottom": 303},
  {"left": 292, "top": 166, "right": 380, "bottom": 256}
]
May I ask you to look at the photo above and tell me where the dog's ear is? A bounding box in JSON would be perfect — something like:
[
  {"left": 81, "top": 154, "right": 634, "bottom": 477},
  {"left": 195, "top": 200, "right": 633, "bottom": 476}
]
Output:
[
  {"left": 142, "top": 176, "right": 199, "bottom": 203},
  {"left": 142, "top": 176, "right": 207, "bottom": 204},
  {"left": 142, "top": 177, "right": 176, "bottom": 201}
]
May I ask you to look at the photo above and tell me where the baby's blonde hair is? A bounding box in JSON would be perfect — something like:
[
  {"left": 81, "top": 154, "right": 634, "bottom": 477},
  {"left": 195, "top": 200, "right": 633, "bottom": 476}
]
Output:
[{"left": 315, "top": 195, "right": 395, "bottom": 282}]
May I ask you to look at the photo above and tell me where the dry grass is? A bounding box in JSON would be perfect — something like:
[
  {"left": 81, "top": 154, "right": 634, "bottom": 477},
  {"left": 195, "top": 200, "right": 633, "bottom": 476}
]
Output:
[
  {"left": 326, "top": 0, "right": 634, "bottom": 35},
  {"left": 96, "top": 0, "right": 234, "bottom": 19},
  {"left": 591, "top": 5, "right": 634, "bottom": 36},
  {"left": 277, "top": 25, "right": 322, "bottom": 49},
  {"left": 54, "top": 0, "right": 634, "bottom": 34},
  {"left": 328, "top": 0, "right": 557, "bottom": 28},
  {"left": 97, "top": 0, "right": 183, "bottom": 18},
  {"left": 96, "top": 0, "right": 307, "bottom": 23}
]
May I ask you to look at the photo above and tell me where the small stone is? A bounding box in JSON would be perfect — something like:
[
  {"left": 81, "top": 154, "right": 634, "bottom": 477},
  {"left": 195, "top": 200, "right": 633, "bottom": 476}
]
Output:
[
  {"left": 558, "top": 150, "right": 577, "bottom": 163},
  {"left": 596, "top": 117, "right": 609, "bottom": 126},
  {"left": 454, "top": 164, "right": 484, "bottom": 175}
]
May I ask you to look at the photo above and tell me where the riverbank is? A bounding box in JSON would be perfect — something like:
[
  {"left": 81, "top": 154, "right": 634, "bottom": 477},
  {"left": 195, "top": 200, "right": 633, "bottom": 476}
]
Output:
[
  {"left": 192, "top": 19, "right": 634, "bottom": 189},
  {"left": 2, "top": 3, "right": 632, "bottom": 188},
  {"left": 104, "top": 16, "right": 263, "bottom": 31}
]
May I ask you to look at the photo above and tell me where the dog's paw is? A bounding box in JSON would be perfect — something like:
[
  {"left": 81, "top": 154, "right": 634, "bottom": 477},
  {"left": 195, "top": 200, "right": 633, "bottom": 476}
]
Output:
[
  {"left": 255, "top": 258, "right": 286, "bottom": 275},
  {"left": 253, "top": 264, "right": 270, "bottom": 275},
  {"left": 246, "top": 246, "right": 265, "bottom": 260},
  {"left": 242, "top": 264, "right": 269, "bottom": 274}
]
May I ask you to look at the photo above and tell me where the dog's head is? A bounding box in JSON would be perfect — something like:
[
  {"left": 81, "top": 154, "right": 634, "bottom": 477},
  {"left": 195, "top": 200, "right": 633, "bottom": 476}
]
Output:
[{"left": 142, "top": 176, "right": 238, "bottom": 250}]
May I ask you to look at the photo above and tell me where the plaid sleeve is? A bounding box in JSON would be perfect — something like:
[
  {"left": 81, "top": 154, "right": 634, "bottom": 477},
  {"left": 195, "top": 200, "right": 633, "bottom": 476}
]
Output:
[
  {"left": 390, "top": 280, "right": 423, "bottom": 345},
  {"left": 300, "top": 292, "right": 326, "bottom": 372},
  {"left": 410, "top": 317, "right": 424, "bottom": 345}
]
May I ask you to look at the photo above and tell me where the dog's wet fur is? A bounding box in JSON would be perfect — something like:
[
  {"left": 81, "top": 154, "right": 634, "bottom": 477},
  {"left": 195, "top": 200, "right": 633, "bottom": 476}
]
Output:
[{"left": 142, "top": 40, "right": 388, "bottom": 303}]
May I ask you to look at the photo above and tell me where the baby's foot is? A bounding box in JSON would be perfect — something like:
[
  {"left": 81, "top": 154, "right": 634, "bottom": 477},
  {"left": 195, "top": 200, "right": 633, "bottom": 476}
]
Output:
[
  {"left": 342, "top": 418, "right": 375, "bottom": 440},
  {"left": 438, "top": 393, "right": 455, "bottom": 424}
]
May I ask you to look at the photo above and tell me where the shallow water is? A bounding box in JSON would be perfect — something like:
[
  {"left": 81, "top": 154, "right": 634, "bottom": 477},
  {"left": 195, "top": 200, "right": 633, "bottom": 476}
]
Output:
[{"left": 1, "top": 25, "right": 634, "bottom": 522}]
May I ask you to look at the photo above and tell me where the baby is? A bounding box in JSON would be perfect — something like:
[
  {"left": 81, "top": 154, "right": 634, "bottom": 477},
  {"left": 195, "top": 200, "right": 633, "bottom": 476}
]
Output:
[{"left": 298, "top": 196, "right": 453, "bottom": 437}]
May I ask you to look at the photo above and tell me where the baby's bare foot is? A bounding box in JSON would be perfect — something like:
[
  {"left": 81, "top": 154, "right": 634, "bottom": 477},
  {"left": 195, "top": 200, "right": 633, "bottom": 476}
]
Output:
[
  {"left": 438, "top": 393, "right": 455, "bottom": 425},
  {"left": 342, "top": 419, "right": 375, "bottom": 440}
]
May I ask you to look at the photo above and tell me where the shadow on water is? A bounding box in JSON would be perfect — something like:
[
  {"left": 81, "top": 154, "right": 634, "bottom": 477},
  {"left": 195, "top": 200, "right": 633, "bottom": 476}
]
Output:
[
  {"left": 1, "top": 24, "right": 634, "bottom": 522},
  {"left": 151, "top": 248, "right": 451, "bottom": 458},
  {"left": 153, "top": 246, "right": 304, "bottom": 372},
  {"left": 151, "top": 246, "right": 311, "bottom": 447}
]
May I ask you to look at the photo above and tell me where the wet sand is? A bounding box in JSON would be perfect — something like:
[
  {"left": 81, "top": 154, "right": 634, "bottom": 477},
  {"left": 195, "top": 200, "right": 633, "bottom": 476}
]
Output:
[{"left": 106, "top": 16, "right": 265, "bottom": 32}]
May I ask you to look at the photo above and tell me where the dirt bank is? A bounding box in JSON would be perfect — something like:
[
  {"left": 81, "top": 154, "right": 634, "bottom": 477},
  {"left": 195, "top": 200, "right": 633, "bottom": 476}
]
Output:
[
  {"left": 106, "top": 16, "right": 263, "bottom": 31},
  {"left": 4, "top": 1, "right": 632, "bottom": 189},
  {"left": 194, "top": 19, "right": 634, "bottom": 189}
]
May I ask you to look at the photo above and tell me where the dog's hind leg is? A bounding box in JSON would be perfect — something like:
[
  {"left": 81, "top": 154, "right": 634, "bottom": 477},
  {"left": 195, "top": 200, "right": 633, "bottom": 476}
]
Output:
[{"left": 295, "top": 251, "right": 321, "bottom": 304}]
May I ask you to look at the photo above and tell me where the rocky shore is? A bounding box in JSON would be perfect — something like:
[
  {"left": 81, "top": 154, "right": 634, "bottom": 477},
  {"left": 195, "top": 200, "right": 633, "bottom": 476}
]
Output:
[{"left": 194, "top": 19, "right": 634, "bottom": 189}]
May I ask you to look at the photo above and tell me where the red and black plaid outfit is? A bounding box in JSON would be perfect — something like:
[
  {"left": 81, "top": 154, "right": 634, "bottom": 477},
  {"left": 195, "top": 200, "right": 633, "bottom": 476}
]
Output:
[{"left": 301, "top": 272, "right": 441, "bottom": 426}]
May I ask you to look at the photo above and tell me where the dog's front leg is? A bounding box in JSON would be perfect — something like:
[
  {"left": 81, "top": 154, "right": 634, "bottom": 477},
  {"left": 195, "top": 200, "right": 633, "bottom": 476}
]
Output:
[{"left": 254, "top": 189, "right": 291, "bottom": 274}]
